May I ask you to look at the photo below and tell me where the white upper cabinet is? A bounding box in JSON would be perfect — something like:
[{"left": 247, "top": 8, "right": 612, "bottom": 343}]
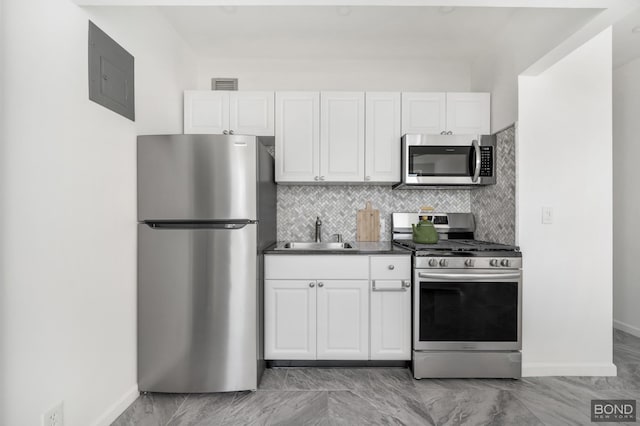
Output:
[
  {"left": 365, "top": 92, "right": 401, "bottom": 183},
  {"left": 445, "top": 92, "right": 491, "bottom": 135},
  {"left": 229, "top": 92, "right": 275, "bottom": 136},
  {"left": 184, "top": 90, "right": 274, "bottom": 136},
  {"left": 275, "top": 92, "right": 320, "bottom": 182},
  {"left": 401, "top": 92, "right": 490, "bottom": 135},
  {"left": 401, "top": 92, "right": 446, "bottom": 135},
  {"left": 320, "top": 92, "right": 365, "bottom": 182},
  {"left": 184, "top": 91, "right": 229, "bottom": 134}
]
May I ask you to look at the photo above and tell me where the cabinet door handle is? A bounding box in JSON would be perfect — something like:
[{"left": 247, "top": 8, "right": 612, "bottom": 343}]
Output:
[
  {"left": 403, "top": 280, "right": 411, "bottom": 288},
  {"left": 309, "top": 282, "right": 315, "bottom": 288},
  {"left": 447, "top": 131, "right": 453, "bottom": 135},
  {"left": 223, "top": 130, "right": 229, "bottom": 135},
  {"left": 317, "top": 282, "right": 324, "bottom": 287},
  {"left": 314, "top": 176, "right": 319, "bottom": 181},
  {"left": 319, "top": 176, "right": 325, "bottom": 181},
  {"left": 229, "top": 130, "right": 235, "bottom": 135},
  {"left": 365, "top": 176, "right": 371, "bottom": 181},
  {"left": 440, "top": 131, "right": 446, "bottom": 135},
  {"left": 388, "top": 265, "right": 395, "bottom": 270},
  {"left": 372, "top": 280, "right": 406, "bottom": 292}
]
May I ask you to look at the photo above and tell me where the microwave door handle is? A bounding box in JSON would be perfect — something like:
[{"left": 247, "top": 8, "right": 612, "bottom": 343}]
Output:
[{"left": 471, "top": 139, "right": 481, "bottom": 183}]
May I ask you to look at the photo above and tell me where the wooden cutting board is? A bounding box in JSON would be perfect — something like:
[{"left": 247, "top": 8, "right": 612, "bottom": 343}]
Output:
[{"left": 356, "top": 201, "right": 380, "bottom": 242}]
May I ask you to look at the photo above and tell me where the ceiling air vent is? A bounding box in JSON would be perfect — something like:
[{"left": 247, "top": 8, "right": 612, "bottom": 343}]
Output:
[{"left": 211, "top": 78, "right": 238, "bottom": 91}]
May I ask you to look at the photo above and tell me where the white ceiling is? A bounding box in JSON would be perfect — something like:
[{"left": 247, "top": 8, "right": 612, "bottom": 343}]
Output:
[
  {"left": 159, "top": 6, "right": 600, "bottom": 63},
  {"left": 613, "top": 7, "right": 640, "bottom": 67}
]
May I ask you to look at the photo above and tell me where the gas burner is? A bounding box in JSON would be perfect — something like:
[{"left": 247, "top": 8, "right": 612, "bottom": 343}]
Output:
[{"left": 393, "top": 239, "right": 519, "bottom": 253}]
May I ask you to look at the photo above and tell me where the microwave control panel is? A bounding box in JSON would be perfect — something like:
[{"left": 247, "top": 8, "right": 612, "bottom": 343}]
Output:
[{"left": 479, "top": 146, "right": 493, "bottom": 177}]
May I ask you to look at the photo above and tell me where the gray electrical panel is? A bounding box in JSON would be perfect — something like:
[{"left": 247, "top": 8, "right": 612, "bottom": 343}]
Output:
[{"left": 88, "top": 21, "right": 135, "bottom": 121}]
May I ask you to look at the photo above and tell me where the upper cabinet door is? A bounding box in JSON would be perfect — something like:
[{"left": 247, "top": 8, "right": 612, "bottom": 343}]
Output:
[
  {"left": 320, "top": 92, "right": 365, "bottom": 182},
  {"left": 365, "top": 92, "right": 401, "bottom": 183},
  {"left": 229, "top": 92, "right": 275, "bottom": 136},
  {"left": 184, "top": 91, "right": 230, "bottom": 134},
  {"left": 401, "top": 92, "right": 446, "bottom": 135},
  {"left": 445, "top": 92, "right": 490, "bottom": 135},
  {"left": 275, "top": 92, "right": 320, "bottom": 182}
]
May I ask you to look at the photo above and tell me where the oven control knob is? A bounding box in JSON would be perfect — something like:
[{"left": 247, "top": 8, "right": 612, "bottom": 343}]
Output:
[
  {"left": 428, "top": 259, "right": 438, "bottom": 267},
  {"left": 490, "top": 259, "right": 499, "bottom": 267},
  {"left": 501, "top": 259, "right": 510, "bottom": 267},
  {"left": 464, "top": 259, "right": 474, "bottom": 267},
  {"left": 439, "top": 259, "right": 448, "bottom": 267}
]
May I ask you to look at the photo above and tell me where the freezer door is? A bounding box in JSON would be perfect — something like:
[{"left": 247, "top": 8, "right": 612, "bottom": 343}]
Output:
[
  {"left": 138, "top": 223, "right": 258, "bottom": 392},
  {"left": 138, "top": 134, "right": 257, "bottom": 221}
]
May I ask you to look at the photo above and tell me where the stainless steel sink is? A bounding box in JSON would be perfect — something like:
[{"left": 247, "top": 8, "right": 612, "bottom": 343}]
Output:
[{"left": 277, "top": 242, "right": 355, "bottom": 250}]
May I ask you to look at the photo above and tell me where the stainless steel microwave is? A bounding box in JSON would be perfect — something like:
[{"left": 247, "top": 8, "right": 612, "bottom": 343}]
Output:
[{"left": 394, "top": 134, "right": 496, "bottom": 189}]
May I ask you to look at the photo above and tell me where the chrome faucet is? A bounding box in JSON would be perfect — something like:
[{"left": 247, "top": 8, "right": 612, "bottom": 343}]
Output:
[{"left": 315, "top": 216, "right": 322, "bottom": 242}]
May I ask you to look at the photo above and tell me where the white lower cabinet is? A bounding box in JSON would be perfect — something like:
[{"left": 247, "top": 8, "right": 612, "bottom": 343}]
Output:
[
  {"left": 370, "top": 256, "right": 412, "bottom": 360},
  {"left": 316, "top": 280, "right": 369, "bottom": 360},
  {"left": 264, "top": 280, "right": 316, "bottom": 360},
  {"left": 370, "top": 281, "right": 411, "bottom": 360},
  {"left": 264, "top": 254, "right": 410, "bottom": 361}
]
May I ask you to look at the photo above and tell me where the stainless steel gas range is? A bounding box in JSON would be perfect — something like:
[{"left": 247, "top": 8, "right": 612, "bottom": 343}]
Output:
[{"left": 392, "top": 212, "right": 522, "bottom": 379}]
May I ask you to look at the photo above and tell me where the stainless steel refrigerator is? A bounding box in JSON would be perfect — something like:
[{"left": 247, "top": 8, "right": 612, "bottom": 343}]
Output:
[{"left": 137, "top": 134, "right": 276, "bottom": 393}]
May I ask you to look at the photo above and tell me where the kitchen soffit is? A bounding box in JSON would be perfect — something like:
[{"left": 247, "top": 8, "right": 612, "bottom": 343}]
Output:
[{"left": 156, "top": 6, "right": 600, "bottom": 62}]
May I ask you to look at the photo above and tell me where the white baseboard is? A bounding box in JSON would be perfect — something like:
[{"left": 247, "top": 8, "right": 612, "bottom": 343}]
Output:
[
  {"left": 92, "top": 385, "right": 139, "bottom": 426},
  {"left": 522, "top": 362, "right": 617, "bottom": 377},
  {"left": 614, "top": 319, "right": 640, "bottom": 338}
]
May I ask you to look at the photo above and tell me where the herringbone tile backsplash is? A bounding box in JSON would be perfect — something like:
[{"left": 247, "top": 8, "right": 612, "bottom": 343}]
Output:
[
  {"left": 470, "top": 126, "right": 516, "bottom": 244},
  {"left": 272, "top": 126, "right": 516, "bottom": 243},
  {"left": 277, "top": 185, "right": 470, "bottom": 242}
]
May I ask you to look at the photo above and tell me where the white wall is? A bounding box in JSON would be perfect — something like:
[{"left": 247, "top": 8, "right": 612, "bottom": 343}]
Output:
[
  {"left": 471, "top": 8, "right": 600, "bottom": 132},
  {"left": 0, "top": 0, "right": 7, "bottom": 416},
  {"left": 518, "top": 27, "right": 615, "bottom": 376},
  {"left": 196, "top": 57, "right": 471, "bottom": 91},
  {"left": 612, "top": 57, "right": 640, "bottom": 338},
  {"left": 0, "top": 2, "right": 197, "bottom": 426}
]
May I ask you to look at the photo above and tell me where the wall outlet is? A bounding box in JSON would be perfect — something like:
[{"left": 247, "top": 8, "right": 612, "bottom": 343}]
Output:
[
  {"left": 542, "top": 206, "right": 553, "bottom": 224},
  {"left": 43, "top": 401, "right": 64, "bottom": 426}
]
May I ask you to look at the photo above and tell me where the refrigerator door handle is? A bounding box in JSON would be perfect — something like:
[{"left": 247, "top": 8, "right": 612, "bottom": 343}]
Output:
[{"left": 145, "top": 220, "right": 255, "bottom": 230}]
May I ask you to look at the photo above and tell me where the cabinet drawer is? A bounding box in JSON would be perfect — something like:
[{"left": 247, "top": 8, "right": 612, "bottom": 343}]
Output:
[
  {"left": 266, "top": 255, "right": 369, "bottom": 280},
  {"left": 370, "top": 256, "right": 410, "bottom": 279}
]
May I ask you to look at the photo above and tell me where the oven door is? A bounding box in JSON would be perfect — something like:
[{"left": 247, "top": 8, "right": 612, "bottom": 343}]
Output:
[{"left": 414, "top": 268, "right": 522, "bottom": 351}]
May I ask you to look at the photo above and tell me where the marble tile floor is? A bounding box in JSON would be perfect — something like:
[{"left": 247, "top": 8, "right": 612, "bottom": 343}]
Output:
[{"left": 113, "top": 330, "right": 640, "bottom": 425}]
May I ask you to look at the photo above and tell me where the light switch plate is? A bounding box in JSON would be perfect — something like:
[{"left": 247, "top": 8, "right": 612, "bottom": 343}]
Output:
[{"left": 542, "top": 206, "right": 553, "bottom": 224}]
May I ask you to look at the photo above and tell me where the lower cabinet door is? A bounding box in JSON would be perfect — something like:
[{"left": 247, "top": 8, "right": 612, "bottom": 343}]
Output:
[
  {"left": 316, "top": 280, "right": 369, "bottom": 360},
  {"left": 265, "top": 280, "right": 316, "bottom": 360},
  {"left": 370, "top": 280, "right": 411, "bottom": 360}
]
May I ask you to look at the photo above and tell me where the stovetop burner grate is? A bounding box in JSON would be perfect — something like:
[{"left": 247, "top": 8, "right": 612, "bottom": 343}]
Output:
[{"left": 393, "top": 239, "right": 519, "bottom": 252}]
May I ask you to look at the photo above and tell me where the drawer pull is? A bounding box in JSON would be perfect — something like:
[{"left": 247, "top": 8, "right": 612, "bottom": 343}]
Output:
[
  {"left": 388, "top": 265, "right": 395, "bottom": 270},
  {"left": 372, "top": 280, "right": 406, "bottom": 292}
]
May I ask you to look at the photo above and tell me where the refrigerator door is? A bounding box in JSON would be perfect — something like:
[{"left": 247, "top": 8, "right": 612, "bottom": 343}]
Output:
[
  {"left": 138, "top": 222, "right": 258, "bottom": 392},
  {"left": 138, "top": 134, "right": 257, "bottom": 221}
]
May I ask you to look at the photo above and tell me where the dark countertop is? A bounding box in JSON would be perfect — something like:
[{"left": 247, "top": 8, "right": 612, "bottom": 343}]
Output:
[{"left": 263, "top": 241, "right": 411, "bottom": 255}]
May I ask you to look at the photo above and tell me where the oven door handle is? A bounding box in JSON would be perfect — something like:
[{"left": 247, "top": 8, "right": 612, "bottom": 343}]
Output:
[
  {"left": 418, "top": 272, "right": 522, "bottom": 280},
  {"left": 471, "top": 139, "right": 481, "bottom": 183}
]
